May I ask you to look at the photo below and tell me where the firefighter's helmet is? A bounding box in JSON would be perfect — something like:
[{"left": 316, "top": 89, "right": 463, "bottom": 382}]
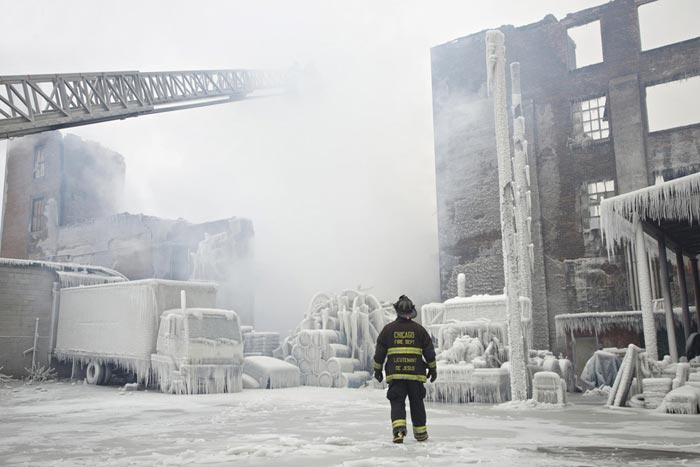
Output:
[{"left": 393, "top": 295, "right": 417, "bottom": 320}]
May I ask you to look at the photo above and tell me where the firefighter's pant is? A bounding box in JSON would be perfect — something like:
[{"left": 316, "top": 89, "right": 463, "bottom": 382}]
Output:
[{"left": 387, "top": 379, "right": 427, "bottom": 436}]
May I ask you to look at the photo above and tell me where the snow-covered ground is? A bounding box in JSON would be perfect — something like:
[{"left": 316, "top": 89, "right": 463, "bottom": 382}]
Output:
[{"left": 2, "top": 381, "right": 700, "bottom": 466}]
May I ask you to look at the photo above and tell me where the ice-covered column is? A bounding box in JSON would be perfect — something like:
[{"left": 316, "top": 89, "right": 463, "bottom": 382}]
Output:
[
  {"left": 691, "top": 258, "right": 700, "bottom": 329},
  {"left": 457, "top": 273, "right": 467, "bottom": 298},
  {"left": 675, "top": 250, "right": 691, "bottom": 341},
  {"left": 634, "top": 219, "right": 658, "bottom": 361},
  {"left": 657, "top": 237, "right": 677, "bottom": 362},
  {"left": 509, "top": 62, "right": 534, "bottom": 349},
  {"left": 486, "top": 29, "right": 527, "bottom": 401}
]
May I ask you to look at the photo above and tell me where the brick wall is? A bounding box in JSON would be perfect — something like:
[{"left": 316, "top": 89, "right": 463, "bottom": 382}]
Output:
[
  {"left": 0, "top": 264, "right": 55, "bottom": 377},
  {"left": 0, "top": 132, "right": 125, "bottom": 260},
  {"left": 0, "top": 132, "right": 63, "bottom": 259}
]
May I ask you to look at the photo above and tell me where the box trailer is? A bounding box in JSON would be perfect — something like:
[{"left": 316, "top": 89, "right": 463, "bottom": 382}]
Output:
[{"left": 54, "top": 279, "right": 244, "bottom": 394}]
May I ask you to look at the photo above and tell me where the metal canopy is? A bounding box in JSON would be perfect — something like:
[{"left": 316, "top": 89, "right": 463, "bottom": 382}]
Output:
[
  {"left": 600, "top": 172, "right": 700, "bottom": 256},
  {"left": 648, "top": 218, "right": 700, "bottom": 256},
  {"left": 0, "top": 69, "right": 285, "bottom": 140}
]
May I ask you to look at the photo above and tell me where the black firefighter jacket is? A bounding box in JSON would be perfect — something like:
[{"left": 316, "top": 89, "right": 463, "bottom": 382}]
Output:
[{"left": 373, "top": 317, "right": 436, "bottom": 383}]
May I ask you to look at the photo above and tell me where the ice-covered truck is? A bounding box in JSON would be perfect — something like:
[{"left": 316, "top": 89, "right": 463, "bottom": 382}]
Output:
[{"left": 53, "top": 279, "right": 244, "bottom": 394}]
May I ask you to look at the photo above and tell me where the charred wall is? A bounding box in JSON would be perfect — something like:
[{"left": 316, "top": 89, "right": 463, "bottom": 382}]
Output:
[{"left": 0, "top": 132, "right": 125, "bottom": 259}]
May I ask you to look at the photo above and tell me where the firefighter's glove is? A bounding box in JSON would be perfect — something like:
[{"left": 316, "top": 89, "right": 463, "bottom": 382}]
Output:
[
  {"left": 428, "top": 368, "right": 437, "bottom": 383},
  {"left": 374, "top": 369, "right": 383, "bottom": 383}
]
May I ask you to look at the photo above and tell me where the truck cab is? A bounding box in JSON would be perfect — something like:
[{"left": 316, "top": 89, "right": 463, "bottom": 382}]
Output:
[{"left": 151, "top": 308, "right": 244, "bottom": 394}]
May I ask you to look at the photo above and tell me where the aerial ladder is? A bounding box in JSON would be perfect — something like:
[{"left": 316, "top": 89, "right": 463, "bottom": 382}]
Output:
[{"left": 0, "top": 69, "right": 285, "bottom": 140}]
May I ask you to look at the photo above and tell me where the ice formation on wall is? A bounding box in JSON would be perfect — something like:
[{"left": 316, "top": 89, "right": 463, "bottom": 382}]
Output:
[
  {"left": 486, "top": 29, "right": 527, "bottom": 401},
  {"left": 0, "top": 257, "right": 126, "bottom": 281},
  {"left": 191, "top": 232, "right": 228, "bottom": 280},
  {"left": 275, "top": 290, "right": 394, "bottom": 388},
  {"left": 56, "top": 271, "right": 126, "bottom": 288}
]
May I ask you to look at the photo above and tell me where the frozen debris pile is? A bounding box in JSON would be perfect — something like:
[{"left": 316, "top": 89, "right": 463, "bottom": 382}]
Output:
[
  {"left": 580, "top": 351, "right": 622, "bottom": 391},
  {"left": 658, "top": 385, "right": 700, "bottom": 414},
  {"left": 422, "top": 289, "right": 573, "bottom": 403},
  {"left": 598, "top": 344, "right": 700, "bottom": 414},
  {"left": 276, "top": 290, "right": 395, "bottom": 388},
  {"left": 243, "top": 356, "right": 300, "bottom": 389},
  {"left": 583, "top": 385, "right": 612, "bottom": 397},
  {"left": 24, "top": 364, "right": 57, "bottom": 383},
  {"left": 532, "top": 371, "right": 567, "bottom": 404},
  {"left": 243, "top": 331, "right": 280, "bottom": 357},
  {"left": 642, "top": 378, "right": 673, "bottom": 409}
]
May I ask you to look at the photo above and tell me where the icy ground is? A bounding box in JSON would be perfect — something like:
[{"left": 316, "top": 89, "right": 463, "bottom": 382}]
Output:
[{"left": 2, "top": 382, "right": 700, "bottom": 466}]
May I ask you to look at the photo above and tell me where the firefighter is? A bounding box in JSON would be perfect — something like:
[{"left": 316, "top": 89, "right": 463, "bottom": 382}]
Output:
[{"left": 373, "top": 295, "right": 437, "bottom": 443}]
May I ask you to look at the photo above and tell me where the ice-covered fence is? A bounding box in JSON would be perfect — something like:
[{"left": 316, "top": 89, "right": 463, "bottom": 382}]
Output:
[
  {"left": 276, "top": 290, "right": 394, "bottom": 388},
  {"left": 421, "top": 294, "right": 507, "bottom": 326},
  {"left": 243, "top": 356, "right": 300, "bottom": 389},
  {"left": 426, "top": 364, "right": 510, "bottom": 403}
]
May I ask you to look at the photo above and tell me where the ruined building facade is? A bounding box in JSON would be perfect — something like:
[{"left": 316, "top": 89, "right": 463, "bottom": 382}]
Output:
[
  {"left": 1, "top": 131, "right": 125, "bottom": 259},
  {"left": 1, "top": 132, "right": 255, "bottom": 324},
  {"left": 431, "top": 0, "right": 700, "bottom": 349}
]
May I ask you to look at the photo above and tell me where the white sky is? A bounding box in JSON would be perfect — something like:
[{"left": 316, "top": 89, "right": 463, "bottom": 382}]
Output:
[{"left": 1, "top": 0, "right": 697, "bottom": 333}]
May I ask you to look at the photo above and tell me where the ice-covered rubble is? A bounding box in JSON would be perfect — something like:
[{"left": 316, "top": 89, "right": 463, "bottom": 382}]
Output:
[{"left": 275, "top": 290, "right": 394, "bottom": 388}]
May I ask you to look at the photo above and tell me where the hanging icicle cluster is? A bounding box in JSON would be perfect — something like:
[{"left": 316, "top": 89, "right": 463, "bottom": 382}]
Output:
[
  {"left": 555, "top": 308, "right": 688, "bottom": 341},
  {"left": 600, "top": 172, "right": 700, "bottom": 253},
  {"left": 275, "top": 290, "right": 394, "bottom": 388}
]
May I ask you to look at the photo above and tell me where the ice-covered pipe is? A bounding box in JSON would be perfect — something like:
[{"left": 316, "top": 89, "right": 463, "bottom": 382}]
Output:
[{"left": 457, "top": 273, "right": 466, "bottom": 298}]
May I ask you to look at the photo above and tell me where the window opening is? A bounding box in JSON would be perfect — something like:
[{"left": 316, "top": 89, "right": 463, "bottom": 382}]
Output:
[
  {"left": 646, "top": 76, "right": 700, "bottom": 132},
  {"left": 639, "top": 0, "right": 699, "bottom": 51},
  {"left": 33, "top": 146, "right": 46, "bottom": 179},
  {"left": 30, "top": 197, "right": 46, "bottom": 232},
  {"left": 573, "top": 96, "right": 610, "bottom": 141},
  {"left": 587, "top": 180, "right": 615, "bottom": 230},
  {"left": 567, "top": 20, "right": 604, "bottom": 69}
]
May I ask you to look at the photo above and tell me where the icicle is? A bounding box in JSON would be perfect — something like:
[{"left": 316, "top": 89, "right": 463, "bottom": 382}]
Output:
[{"left": 600, "top": 172, "right": 700, "bottom": 254}]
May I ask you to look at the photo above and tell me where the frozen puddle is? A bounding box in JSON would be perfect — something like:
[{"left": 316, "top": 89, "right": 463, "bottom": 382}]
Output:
[{"left": 536, "top": 445, "right": 700, "bottom": 463}]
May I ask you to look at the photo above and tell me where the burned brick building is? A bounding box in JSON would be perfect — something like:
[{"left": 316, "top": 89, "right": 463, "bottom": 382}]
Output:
[
  {"left": 1, "top": 132, "right": 256, "bottom": 325},
  {"left": 1, "top": 131, "right": 125, "bottom": 258},
  {"left": 431, "top": 0, "right": 700, "bottom": 350}
]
